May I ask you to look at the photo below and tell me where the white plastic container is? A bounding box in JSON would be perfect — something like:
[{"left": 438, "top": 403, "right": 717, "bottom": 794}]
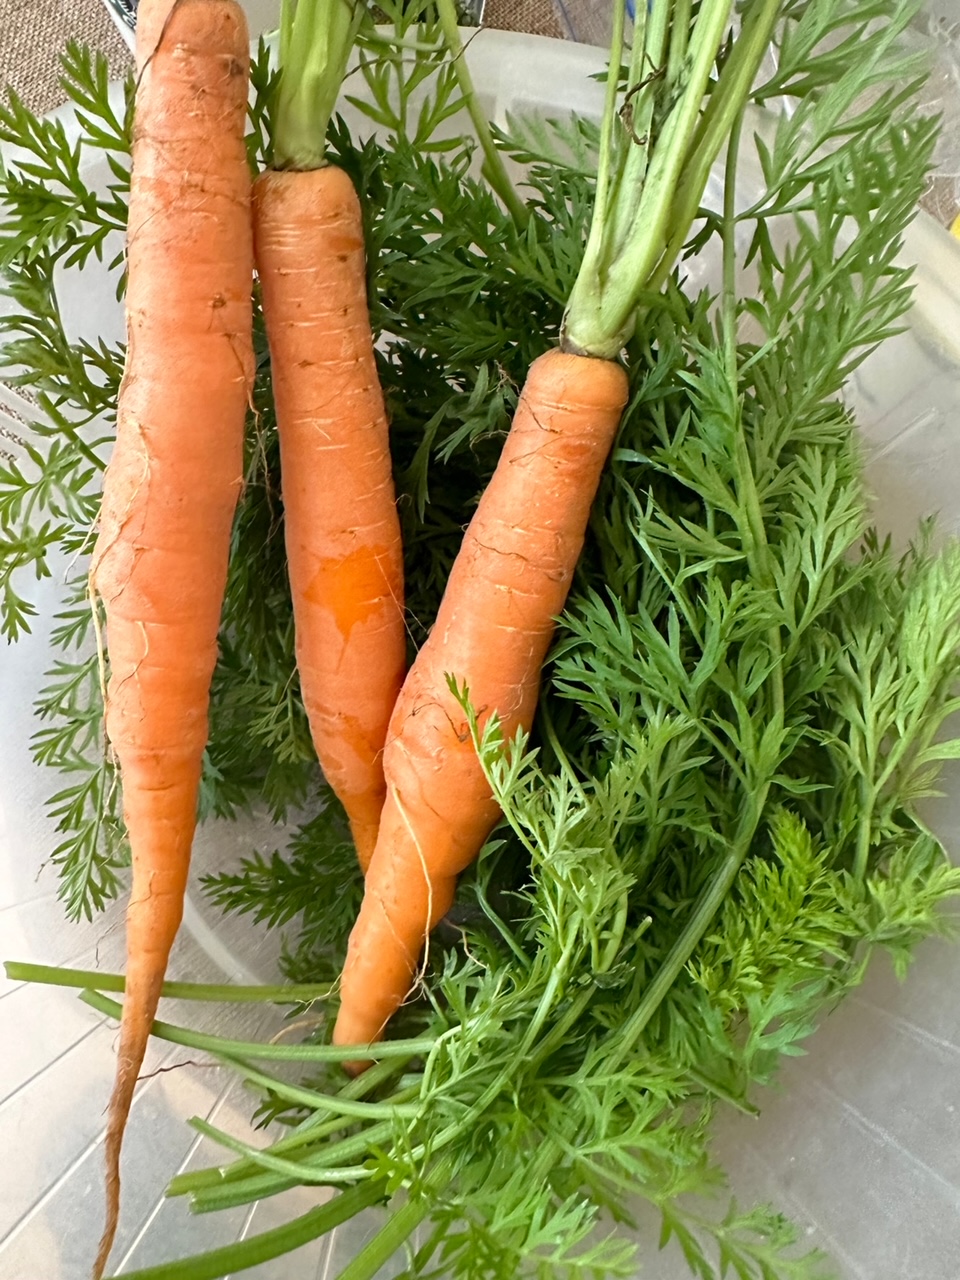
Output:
[{"left": 2, "top": 25, "right": 960, "bottom": 1280}]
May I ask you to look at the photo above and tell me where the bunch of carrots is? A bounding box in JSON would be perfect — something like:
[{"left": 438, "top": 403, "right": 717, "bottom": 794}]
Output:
[{"left": 92, "top": 0, "right": 782, "bottom": 1274}]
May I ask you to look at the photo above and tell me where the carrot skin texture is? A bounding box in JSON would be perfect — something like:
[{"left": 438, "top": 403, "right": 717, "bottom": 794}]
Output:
[
  {"left": 90, "top": 2, "right": 254, "bottom": 1275},
  {"left": 253, "top": 166, "right": 406, "bottom": 872},
  {"left": 333, "top": 349, "right": 629, "bottom": 1060},
  {"left": 135, "top": 0, "right": 178, "bottom": 68}
]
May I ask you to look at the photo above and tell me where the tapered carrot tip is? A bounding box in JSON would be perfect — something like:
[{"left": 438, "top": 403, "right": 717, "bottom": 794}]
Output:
[
  {"left": 93, "top": 964, "right": 167, "bottom": 1279},
  {"left": 337, "top": 840, "right": 457, "bottom": 1034},
  {"left": 90, "top": 0, "right": 253, "bottom": 1272}
]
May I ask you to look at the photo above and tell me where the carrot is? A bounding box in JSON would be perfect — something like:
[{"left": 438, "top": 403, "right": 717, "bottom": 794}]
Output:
[
  {"left": 332, "top": 350, "right": 628, "bottom": 1057},
  {"left": 253, "top": 0, "right": 406, "bottom": 872},
  {"left": 333, "top": 0, "right": 784, "bottom": 1061},
  {"left": 90, "top": 2, "right": 254, "bottom": 1274}
]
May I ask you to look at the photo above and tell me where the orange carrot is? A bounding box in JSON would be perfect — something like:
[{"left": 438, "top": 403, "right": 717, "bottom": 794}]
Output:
[
  {"left": 90, "top": 2, "right": 253, "bottom": 1274},
  {"left": 332, "top": 349, "right": 628, "bottom": 1059},
  {"left": 134, "top": 0, "right": 177, "bottom": 68},
  {"left": 253, "top": 166, "right": 406, "bottom": 872}
]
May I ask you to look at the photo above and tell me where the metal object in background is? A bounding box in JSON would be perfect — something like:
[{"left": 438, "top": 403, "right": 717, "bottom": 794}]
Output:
[
  {"left": 101, "top": 0, "right": 136, "bottom": 40},
  {"left": 100, "top": 0, "right": 486, "bottom": 44},
  {"left": 457, "top": 0, "right": 487, "bottom": 23}
]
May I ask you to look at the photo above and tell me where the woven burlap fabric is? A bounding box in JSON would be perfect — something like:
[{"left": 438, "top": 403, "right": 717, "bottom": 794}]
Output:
[
  {"left": 0, "top": 0, "right": 130, "bottom": 113},
  {"left": 485, "top": 0, "right": 562, "bottom": 38},
  {"left": 0, "top": 0, "right": 563, "bottom": 115}
]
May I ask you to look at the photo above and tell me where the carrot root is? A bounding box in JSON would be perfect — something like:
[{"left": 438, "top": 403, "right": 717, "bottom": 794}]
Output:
[
  {"left": 333, "top": 348, "right": 629, "bottom": 1057},
  {"left": 253, "top": 165, "right": 406, "bottom": 873}
]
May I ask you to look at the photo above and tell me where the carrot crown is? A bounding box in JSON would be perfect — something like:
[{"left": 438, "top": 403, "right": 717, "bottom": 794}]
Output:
[
  {"left": 273, "top": 0, "right": 364, "bottom": 170},
  {"left": 562, "top": 0, "right": 782, "bottom": 360}
]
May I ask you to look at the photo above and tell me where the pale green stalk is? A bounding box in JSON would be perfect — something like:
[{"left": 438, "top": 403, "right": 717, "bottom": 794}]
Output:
[
  {"left": 220, "top": 1053, "right": 420, "bottom": 1119},
  {"left": 646, "top": 0, "right": 783, "bottom": 296},
  {"left": 80, "top": 988, "right": 436, "bottom": 1063},
  {"left": 274, "top": 0, "right": 364, "bottom": 170},
  {"left": 332, "top": 1155, "right": 456, "bottom": 1280},
  {"left": 169, "top": 1059, "right": 407, "bottom": 1195},
  {"left": 584, "top": 0, "right": 629, "bottom": 266},
  {"left": 184, "top": 1120, "right": 399, "bottom": 1211},
  {"left": 721, "top": 109, "right": 785, "bottom": 724},
  {"left": 113, "top": 1181, "right": 388, "bottom": 1280},
  {"left": 188, "top": 1115, "right": 378, "bottom": 1184},
  {"left": 435, "top": 0, "right": 528, "bottom": 226},
  {"left": 602, "top": 0, "right": 670, "bottom": 259},
  {"left": 666, "top": 0, "right": 693, "bottom": 86},
  {"left": 607, "top": 785, "right": 771, "bottom": 1070}
]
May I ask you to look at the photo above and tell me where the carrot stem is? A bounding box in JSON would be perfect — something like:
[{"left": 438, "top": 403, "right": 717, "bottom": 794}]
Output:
[
  {"left": 187, "top": 1115, "right": 378, "bottom": 1183},
  {"left": 169, "top": 1061, "right": 409, "bottom": 1194},
  {"left": 564, "top": 0, "right": 733, "bottom": 357},
  {"left": 332, "top": 1155, "right": 455, "bottom": 1280},
  {"left": 4, "top": 960, "right": 330, "bottom": 1004},
  {"left": 666, "top": 0, "right": 693, "bottom": 86},
  {"left": 274, "top": 0, "right": 363, "bottom": 170},
  {"left": 721, "top": 113, "right": 743, "bottom": 387},
  {"left": 603, "top": 0, "right": 667, "bottom": 258},
  {"left": 218, "top": 1052, "right": 421, "bottom": 1119},
  {"left": 332, "top": 1196, "right": 432, "bottom": 1280},
  {"left": 181, "top": 1119, "right": 402, "bottom": 1211},
  {"left": 435, "top": 0, "right": 528, "bottom": 227},
  {"left": 720, "top": 107, "right": 785, "bottom": 726},
  {"left": 645, "top": 0, "right": 783, "bottom": 297},
  {"left": 564, "top": 0, "right": 786, "bottom": 358},
  {"left": 607, "top": 784, "right": 770, "bottom": 1071},
  {"left": 586, "top": 0, "right": 627, "bottom": 267},
  {"left": 106, "top": 1179, "right": 388, "bottom": 1280}
]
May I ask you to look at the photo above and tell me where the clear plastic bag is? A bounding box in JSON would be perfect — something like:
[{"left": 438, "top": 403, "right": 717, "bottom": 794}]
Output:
[{"left": 911, "top": 5, "right": 960, "bottom": 227}]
